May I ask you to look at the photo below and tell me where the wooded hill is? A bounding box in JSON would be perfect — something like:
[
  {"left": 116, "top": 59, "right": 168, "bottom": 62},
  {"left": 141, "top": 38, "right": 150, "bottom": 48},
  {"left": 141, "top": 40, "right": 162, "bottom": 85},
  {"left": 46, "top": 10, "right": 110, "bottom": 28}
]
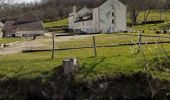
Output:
[{"left": 0, "top": 0, "right": 169, "bottom": 23}]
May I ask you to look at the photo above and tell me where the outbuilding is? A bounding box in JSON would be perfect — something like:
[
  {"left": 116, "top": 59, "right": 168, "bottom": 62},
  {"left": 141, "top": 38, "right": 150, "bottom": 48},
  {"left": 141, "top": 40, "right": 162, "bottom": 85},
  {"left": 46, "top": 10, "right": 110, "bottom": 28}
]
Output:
[{"left": 2, "top": 12, "right": 44, "bottom": 37}]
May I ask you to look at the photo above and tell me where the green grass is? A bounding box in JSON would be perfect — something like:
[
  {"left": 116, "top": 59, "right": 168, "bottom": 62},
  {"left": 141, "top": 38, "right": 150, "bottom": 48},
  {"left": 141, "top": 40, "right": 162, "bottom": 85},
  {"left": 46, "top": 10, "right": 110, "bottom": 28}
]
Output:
[
  {"left": 0, "top": 11, "right": 170, "bottom": 81},
  {"left": 0, "top": 38, "right": 23, "bottom": 44},
  {"left": 129, "top": 11, "right": 170, "bottom": 33},
  {"left": 137, "top": 11, "right": 170, "bottom": 22},
  {"left": 127, "top": 10, "right": 170, "bottom": 23},
  {"left": 0, "top": 46, "right": 138, "bottom": 80},
  {"left": 132, "top": 23, "right": 169, "bottom": 34},
  {"left": 0, "top": 42, "right": 170, "bottom": 80},
  {"left": 44, "top": 19, "right": 68, "bottom": 28},
  {"left": 42, "top": 33, "right": 170, "bottom": 49}
]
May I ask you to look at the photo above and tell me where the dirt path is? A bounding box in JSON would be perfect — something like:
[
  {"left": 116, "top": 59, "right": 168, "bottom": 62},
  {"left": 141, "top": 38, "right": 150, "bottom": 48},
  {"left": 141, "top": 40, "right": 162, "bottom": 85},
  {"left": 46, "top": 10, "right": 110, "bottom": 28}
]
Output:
[
  {"left": 0, "top": 40, "right": 48, "bottom": 55},
  {"left": 0, "top": 35, "right": 91, "bottom": 55}
]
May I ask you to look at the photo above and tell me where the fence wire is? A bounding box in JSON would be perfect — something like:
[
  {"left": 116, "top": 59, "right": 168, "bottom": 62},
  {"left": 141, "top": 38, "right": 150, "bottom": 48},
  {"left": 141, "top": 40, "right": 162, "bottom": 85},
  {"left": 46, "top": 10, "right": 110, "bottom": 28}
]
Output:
[{"left": 25, "top": 33, "right": 170, "bottom": 55}]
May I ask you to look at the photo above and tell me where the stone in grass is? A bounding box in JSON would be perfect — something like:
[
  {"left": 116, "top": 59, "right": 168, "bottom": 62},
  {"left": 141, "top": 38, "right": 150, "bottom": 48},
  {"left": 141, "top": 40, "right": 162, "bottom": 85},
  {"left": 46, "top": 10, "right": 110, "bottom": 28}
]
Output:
[
  {"left": 63, "top": 58, "right": 80, "bottom": 75},
  {"left": 0, "top": 44, "right": 8, "bottom": 48},
  {"left": 0, "top": 44, "right": 4, "bottom": 47}
]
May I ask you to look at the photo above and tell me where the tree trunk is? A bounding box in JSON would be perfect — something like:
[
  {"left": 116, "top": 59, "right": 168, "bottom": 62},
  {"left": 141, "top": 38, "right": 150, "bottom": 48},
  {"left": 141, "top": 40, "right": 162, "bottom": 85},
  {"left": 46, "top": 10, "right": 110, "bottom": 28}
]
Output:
[
  {"left": 130, "top": 9, "right": 139, "bottom": 25},
  {"left": 143, "top": 9, "right": 151, "bottom": 23}
]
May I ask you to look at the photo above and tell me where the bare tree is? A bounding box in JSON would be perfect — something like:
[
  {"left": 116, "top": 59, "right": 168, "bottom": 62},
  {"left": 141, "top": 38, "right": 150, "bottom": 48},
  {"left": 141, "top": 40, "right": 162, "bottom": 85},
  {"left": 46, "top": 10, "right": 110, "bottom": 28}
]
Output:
[
  {"left": 0, "top": 0, "right": 16, "bottom": 21},
  {"left": 121, "top": 0, "right": 147, "bottom": 24},
  {"left": 142, "top": 0, "right": 154, "bottom": 23},
  {"left": 0, "top": 0, "right": 168, "bottom": 22},
  {"left": 121, "top": 0, "right": 167, "bottom": 24}
]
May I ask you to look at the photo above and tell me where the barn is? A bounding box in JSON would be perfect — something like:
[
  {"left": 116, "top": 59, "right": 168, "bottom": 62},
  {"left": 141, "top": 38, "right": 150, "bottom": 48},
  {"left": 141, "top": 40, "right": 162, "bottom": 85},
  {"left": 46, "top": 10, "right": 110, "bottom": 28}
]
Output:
[{"left": 2, "top": 12, "right": 44, "bottom": 37}]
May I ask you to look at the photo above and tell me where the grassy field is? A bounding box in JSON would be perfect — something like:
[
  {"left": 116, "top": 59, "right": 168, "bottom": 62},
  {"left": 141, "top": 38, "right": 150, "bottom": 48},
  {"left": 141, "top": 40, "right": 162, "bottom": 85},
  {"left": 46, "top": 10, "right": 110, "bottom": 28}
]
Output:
[
  {"left": 0, "top": 38, "right": 23, "bottom": 44},
  {"left": 0, "top": 34, "right": 170, "bottom": 80},
  {"left": 0, "top": 11, "right": 170, "bottom": 81},
  {"left": 137, "top": 11, "right": 170, "bottom": 22},
  {"left": 132, "top": 11, "right": 170, "bottom": 32},
  {"left": 44, "top": 19, "right": 68, "bottom": 28},
  {"left": 41, "top": 33, "right": 170, "bottom": 49}
]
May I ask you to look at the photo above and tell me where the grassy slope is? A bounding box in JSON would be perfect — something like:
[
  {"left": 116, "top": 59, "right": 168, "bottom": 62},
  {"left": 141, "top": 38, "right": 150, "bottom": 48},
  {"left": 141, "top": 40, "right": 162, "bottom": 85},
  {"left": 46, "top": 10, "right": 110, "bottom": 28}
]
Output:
[
  {"left": 43, "top": 19, "right": 68, "bottom": 28},
  {"left": 0, "top": 40, "right": 169, "bottom": 80},
  {"left": 0, "top": 38, "right": 23, "bottom": 44},
  {"left": 137, "top": 11, "right": 170, "bottom": 22},
  {"left": 55, "top": 34, "right": 170, "bottom": 49},
  {"left": 0, "top": 11, "right": 170, "bottom": 81},
  {"left": 0, "top": 46, "right": 136, "bottom": 79},
  {"left": 132, "top": 11, "right": 170, "bottom": 31}
]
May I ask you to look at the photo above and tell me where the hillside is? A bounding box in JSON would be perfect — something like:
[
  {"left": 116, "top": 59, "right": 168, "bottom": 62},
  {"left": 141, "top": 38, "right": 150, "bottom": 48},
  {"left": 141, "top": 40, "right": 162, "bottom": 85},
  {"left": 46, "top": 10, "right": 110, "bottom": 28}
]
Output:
[
  {"left": 44, "top": 19, "right": 68, "bottom": 28},
  {"left": 0, "top": 33, "right": 170, "bottom": 99},
  {"left": 0, "top": 11, "right": 170, "bottom": 100}
]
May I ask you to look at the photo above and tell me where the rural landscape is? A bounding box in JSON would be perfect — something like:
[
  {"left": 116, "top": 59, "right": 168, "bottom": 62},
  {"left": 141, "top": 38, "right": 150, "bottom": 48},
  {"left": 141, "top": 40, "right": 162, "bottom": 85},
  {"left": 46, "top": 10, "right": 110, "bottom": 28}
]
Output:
[{"left": 0, "top": 0, "right": 170, "bottom": 100}]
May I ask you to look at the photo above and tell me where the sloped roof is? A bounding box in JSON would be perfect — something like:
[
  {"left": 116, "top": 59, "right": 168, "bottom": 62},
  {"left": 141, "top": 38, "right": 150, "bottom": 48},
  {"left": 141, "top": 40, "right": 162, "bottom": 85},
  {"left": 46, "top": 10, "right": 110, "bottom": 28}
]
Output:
[
  {"left": 3, "top": 12, "right": 43, "bottom": 34},
  {"left": 2, "top": 21, "right": 17, "bottom": 33},
  {"left": 17, "top": 21, "right": 43, "bottom": 31},
  {"left": 75, "top": 0, "right": 107, "bottom": 12},
  {"left": 93, "top": 0, "right": 107, "bottom": 8}
]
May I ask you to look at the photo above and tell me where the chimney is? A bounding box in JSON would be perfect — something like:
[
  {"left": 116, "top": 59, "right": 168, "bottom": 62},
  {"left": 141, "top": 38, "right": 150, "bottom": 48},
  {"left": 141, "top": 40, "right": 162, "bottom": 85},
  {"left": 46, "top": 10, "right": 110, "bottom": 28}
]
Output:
[
  {"left": 73, "top": 6, "right": 77, "bottom": 14},
  {"left": 73, "top": 6, "right": 77, "bottom": 21}
]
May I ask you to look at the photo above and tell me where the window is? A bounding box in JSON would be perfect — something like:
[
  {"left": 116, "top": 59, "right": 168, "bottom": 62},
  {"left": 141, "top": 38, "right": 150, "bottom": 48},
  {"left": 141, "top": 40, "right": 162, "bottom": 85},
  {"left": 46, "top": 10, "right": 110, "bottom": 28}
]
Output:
[
  {"left": 112, "top": 19, "right": 114, "bottom": 24},
  {"left": 112, "top": 12, "right": 114, "bottom": 17}
]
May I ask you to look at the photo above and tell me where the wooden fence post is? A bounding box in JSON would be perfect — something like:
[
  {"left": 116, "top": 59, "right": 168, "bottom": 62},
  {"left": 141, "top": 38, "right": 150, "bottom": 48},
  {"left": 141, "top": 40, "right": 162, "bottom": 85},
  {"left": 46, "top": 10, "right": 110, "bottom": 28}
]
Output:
[
  {"left": 51, "top": 33, "right": 55, "bottom": 59},
  {"left": 137, "top": 33, "right": 142, "bottom": 54},
  {"left": 93, "top": 35, "right": 97, "bottom": 57}
]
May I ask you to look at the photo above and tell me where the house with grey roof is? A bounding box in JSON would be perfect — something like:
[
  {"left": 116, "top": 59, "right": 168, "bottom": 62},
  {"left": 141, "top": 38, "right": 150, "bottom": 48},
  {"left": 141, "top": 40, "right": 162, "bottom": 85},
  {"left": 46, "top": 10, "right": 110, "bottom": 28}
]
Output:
[
  {"left": 68, "top": 0, "right": 127, "bottom": 33},
  {"left": 2, "top": 12, "right": 44, "bottom": 37}
]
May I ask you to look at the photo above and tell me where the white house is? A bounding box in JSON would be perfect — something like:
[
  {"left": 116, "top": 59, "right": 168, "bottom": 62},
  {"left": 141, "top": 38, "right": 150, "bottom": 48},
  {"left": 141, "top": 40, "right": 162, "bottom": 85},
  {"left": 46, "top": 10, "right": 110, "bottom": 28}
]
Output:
[
  {"left": 0, "top": 22, "right": 4, "bottom": 38},
  {"left": 68, "top": 0, "right": 127, "bottom": 33}
]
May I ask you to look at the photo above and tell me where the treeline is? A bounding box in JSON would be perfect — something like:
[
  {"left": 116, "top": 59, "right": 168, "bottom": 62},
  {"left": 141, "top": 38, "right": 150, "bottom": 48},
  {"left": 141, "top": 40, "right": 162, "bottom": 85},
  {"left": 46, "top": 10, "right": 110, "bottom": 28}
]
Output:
[{"left": 0, "top": 0, "right": 169, "bottom": 23}]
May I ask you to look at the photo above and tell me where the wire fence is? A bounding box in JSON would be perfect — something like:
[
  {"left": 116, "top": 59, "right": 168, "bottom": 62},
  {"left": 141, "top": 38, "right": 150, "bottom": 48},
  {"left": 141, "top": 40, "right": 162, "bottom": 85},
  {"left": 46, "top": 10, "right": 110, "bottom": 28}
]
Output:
[
  {"left": 23, "top": 33, "right": 170, "bottom": 53},
  {"left": 22, "top": 33, "right": 170, "bottom": 73}
]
